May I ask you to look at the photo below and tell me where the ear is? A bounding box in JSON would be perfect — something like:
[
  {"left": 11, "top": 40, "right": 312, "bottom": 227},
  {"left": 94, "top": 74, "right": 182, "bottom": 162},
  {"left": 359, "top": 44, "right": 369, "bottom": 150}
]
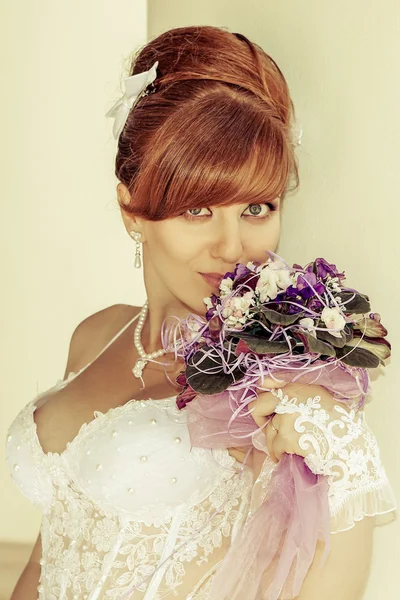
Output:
[{"left": 117, "top": 183, "right": 146, "bottom": 242}]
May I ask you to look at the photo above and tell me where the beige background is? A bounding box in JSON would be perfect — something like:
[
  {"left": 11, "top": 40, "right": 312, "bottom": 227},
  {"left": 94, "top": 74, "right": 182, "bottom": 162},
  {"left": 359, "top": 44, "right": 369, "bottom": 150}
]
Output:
[{"left": 1, "top": 1, "right": 399, "bottom": 598}]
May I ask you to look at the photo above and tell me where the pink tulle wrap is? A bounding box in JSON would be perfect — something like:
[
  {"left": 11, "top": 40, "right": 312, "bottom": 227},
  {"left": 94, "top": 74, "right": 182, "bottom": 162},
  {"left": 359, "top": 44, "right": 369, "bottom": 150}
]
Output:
[{"left": 184, "top": 361, "right": 370, "bottom": 600}]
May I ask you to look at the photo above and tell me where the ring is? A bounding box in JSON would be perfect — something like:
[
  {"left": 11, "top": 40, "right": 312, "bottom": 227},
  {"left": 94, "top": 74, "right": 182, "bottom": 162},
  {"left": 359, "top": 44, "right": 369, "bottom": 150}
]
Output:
[{"left": 269, "top": 419, "right": 279, "bottom": 433}]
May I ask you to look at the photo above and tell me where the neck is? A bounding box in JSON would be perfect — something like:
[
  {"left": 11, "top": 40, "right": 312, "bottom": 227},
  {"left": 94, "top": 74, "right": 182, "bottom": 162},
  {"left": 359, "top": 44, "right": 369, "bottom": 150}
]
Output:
[
  {"left": 139, "top": 256, "right": 205, "bottom": 358},
  {"left": 140, "top": 308, "right": 203, "bottom": 358}
]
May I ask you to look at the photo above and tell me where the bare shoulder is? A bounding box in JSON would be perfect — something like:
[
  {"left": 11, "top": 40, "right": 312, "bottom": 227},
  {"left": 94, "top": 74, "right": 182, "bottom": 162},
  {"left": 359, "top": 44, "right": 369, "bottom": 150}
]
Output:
[
  {"left": 32, "top": 303, "right": 140, "bottom": 455},
  {"left": 64, "top": 303, "right": 140, "bottom": 377}
]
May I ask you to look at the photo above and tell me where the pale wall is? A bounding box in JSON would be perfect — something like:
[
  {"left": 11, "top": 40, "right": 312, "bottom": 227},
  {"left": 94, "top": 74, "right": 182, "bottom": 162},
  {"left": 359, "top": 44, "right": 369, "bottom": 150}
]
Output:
[
  {"left": 0, "top": 0, "right": 148, "bottom": 543},
  {"left": 148, "top": 1, "right": 400, "bottom": 599}
]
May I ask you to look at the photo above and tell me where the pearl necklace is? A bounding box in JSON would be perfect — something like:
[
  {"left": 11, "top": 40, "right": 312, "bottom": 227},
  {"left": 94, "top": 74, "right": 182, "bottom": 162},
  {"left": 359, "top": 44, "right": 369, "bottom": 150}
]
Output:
[{"left": 132, "top": 299, "right": 168, "bottom": 378}]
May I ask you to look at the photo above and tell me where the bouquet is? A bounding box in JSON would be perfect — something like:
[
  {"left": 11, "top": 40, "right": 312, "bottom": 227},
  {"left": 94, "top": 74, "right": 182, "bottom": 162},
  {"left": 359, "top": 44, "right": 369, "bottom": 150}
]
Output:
[
  {"left": 174, "top": 252, "right": 389, "bottom": 407},
  {"left": 161, "top": 251, "right": 391, "bottom": 600}
]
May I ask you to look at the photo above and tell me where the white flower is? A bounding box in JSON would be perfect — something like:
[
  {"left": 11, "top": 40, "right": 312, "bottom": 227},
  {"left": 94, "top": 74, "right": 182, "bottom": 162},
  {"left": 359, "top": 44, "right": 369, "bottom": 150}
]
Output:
[
  {"left": 256, "top": 263, "right": 295, "bottom": 302},
  {"left": 185, "top": 315, "right": 206, "bottom": 343},
  {"left": 219, "top": 276, "right": 234, "bottom": 298},
  {"left": 221, "top": 291, "right": 255, "bottom": 329},
  {"left": 246, "top": 261, "right": 257, "bottom": 271},
  {"left": 268, "top": 259, "right": 289, "bottom": 272},
  {"left": 256, "top": 267, "right": 279, "bottom": 301},
  {"left": 326, "top": 276, "right": 342, "bottom": 292},
  {"left": 321, "top": 307, "right": 346, "bottom": 338},
  {"left": 203, "top": 297, "right": 213, "bottom": 311},
  {"left": 299, "top": 317, "right": 317, "bottom": 338},
  {"left": 276, "top": 269, "right": 295, "bottom": 291}
]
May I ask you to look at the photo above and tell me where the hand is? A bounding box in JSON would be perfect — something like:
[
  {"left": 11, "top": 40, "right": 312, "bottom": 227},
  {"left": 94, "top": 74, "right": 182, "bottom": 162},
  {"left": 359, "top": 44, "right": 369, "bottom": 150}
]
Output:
[
  {"left": 247, "top": 379, "right": 359, "bottom": 474},
  {"left": 227, "top": 375, "right": 288, "bottom": 467},
  {"left": 247, "top": 377, "right": 392, "bottom": 533}
]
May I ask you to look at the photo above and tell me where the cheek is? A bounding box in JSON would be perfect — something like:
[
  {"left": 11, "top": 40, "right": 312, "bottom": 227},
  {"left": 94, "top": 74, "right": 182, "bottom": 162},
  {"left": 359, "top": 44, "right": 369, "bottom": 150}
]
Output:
[
  {"left": 247, "top": 221, "right": 281, "bottom": 261},
  {"left": 145, "top": 225, "right": 211, "bottom": 313},
  {"left": 146, "top": 224, "right": 203, "bottom": 267}
]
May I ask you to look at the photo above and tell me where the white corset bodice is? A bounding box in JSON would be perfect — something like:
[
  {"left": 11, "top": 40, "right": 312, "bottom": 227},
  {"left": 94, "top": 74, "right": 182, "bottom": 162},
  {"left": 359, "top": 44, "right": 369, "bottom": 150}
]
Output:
[
  {"left": 6, "top": 372, "right": 254, "bottom": 600},
  {"left": 7, "top": 376, "right": 244, "bottom": 522}
]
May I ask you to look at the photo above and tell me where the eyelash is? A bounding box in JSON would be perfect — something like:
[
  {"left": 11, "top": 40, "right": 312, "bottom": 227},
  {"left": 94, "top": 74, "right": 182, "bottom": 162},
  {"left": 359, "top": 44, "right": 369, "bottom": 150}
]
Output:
[{"left": 182, "top": 202, "right": 278, "bottom": 222}]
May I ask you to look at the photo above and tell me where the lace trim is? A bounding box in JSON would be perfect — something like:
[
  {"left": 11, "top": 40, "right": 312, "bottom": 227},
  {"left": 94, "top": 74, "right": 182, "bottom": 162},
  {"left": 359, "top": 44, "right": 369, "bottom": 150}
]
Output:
[
  {"left": 329, "top": 476, "right": 398, "bottom": 533},
  {"left": 250, "top": 427, "right": 398, "bottom": 534}
]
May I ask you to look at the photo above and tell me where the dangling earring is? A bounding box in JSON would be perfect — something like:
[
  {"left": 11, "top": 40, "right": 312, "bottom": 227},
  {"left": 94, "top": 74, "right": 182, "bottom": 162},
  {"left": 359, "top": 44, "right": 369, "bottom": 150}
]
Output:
[{"left": 129, "top": 231, "right": 142, "bottom": 268}]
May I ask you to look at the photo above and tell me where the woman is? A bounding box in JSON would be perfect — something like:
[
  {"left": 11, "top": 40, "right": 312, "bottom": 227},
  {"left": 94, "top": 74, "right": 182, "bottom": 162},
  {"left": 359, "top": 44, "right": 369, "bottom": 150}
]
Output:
[{"left": 6, "top": 25, "right": 397, "bottom": 600}]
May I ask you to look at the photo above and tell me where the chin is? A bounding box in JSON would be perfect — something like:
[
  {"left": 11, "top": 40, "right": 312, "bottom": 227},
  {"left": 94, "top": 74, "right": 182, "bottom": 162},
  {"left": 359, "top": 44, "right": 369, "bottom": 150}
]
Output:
[{"left": 188, "top": 297, "right": 209, "bottom": 317}]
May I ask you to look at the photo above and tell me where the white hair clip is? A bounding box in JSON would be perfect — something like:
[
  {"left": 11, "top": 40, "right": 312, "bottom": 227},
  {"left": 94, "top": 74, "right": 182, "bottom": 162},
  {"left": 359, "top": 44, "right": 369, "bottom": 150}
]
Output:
[{"left": 106, "top": 60, "right": 159, "bottom": 140}]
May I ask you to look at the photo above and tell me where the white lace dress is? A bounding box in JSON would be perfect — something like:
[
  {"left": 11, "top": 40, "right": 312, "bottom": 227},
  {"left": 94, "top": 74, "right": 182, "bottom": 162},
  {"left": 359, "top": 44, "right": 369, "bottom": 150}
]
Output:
[{"left": 5, "top": 316, "right": 398, "bottom": 600}]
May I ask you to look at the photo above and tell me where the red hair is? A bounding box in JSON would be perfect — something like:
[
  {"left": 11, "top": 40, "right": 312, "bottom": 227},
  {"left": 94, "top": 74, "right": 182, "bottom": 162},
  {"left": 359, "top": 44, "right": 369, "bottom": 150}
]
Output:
[{"left": 111, "top": 25, "right": 300, "bottom": 221}]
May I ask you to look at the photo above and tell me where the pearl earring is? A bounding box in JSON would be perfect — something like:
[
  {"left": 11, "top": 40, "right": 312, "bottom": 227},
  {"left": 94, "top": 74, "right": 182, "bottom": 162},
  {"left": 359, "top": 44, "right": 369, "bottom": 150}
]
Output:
[{"left": 129, "top": 231, "right": 142, "bottom": 268}]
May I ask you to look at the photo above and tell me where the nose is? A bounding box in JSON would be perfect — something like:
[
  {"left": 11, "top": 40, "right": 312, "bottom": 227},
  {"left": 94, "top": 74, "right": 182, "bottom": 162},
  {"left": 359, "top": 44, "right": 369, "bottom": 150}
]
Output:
[{"left": 210, "top": 218, "right": 244, "bottom": 265}]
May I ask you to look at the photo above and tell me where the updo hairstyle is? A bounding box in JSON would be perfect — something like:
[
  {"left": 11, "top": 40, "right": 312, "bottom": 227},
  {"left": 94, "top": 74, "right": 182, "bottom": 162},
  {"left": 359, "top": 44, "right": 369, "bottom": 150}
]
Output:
[{"left": 111, "top": 25, "right": 300, "bottom": 221}]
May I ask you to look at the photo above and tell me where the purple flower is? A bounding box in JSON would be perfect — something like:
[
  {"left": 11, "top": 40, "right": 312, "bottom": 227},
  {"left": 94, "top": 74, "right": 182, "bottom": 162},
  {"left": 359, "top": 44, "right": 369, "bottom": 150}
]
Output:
[
  {"left": 307, "top": 296, "right": 324, "bottom": 312},
  {"left": 205, "top": 307, "right": 215, "bottom": 320},
  {"left": 222, "top": 269, "right": 236, "bottom": 281},
  {"left": 205, "top": 293, "right": 219, "bottom": 321},
  {"left": 283, "top": 285, "right": 301, "bottom": 298},
  {"left": 296, "top": 272, "right": 326, "bottom": 300},
  {"left": 313, "top": 258, "right": 345, "bottom": 281},
  {"left": 233, "top": 264, "right": 248, "bottom": 279},
  {"left": 287, "top": 303, "right": 307, "bottom": 315}
]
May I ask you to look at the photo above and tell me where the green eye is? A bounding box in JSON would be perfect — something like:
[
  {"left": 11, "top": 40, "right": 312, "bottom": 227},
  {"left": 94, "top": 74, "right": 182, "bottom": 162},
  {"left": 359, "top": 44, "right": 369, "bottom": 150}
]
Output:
[
  {"left": 240, "top": 203, "right": 278, "bottom": 219},
  {"left": 246, "top": 204, "right": 263, "bottom": 216}
]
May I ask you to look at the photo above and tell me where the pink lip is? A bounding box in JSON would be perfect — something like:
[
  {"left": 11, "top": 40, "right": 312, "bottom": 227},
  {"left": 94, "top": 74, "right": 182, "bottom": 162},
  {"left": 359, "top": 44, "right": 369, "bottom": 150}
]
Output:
[{"left": 200, "top": 273, "right": 224, "bottom": 288}]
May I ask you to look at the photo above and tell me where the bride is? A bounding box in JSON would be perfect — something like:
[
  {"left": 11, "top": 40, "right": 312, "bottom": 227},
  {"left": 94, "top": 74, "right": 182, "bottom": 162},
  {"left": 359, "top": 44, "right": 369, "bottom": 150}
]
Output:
[{"left": 7, "top": 24, "right": 397, "bottom": 600}]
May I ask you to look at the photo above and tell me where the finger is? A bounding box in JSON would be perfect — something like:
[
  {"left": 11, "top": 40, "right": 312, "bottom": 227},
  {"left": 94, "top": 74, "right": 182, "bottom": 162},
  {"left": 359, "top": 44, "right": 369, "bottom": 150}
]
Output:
[
  {"left": 247, "top": 391, "right": 280, "bottom": 420},
  {"left": 256, "top": 375, "right": 288, "bottom": 391},
  {"left": 249, "top": 412, "right": 268, "bottom": 429},
  {"left": 265, "top": 418, "right": 279, "bottom": 463}
]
